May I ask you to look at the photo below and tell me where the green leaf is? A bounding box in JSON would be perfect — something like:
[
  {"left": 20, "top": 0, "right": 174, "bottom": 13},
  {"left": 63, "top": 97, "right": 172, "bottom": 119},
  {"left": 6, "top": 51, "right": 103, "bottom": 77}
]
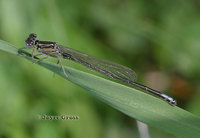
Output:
[{"left": 1, "top": 40, "right": 200, "bottom": 137}]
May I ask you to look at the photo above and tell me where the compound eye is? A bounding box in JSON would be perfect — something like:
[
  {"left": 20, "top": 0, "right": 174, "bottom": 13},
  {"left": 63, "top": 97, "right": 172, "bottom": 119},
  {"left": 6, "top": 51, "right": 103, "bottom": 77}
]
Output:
[
  {"left": 29, "top": 33, "right": 37, "bottom": 39},
  {"left": 25, "top": 33, "right": 37, "bottom": 49}
]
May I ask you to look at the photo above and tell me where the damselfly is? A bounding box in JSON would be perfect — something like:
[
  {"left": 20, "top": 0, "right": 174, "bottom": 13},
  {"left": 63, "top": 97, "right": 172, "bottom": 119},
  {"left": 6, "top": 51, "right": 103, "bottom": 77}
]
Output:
[{"left": 25, "top": 33, "right": 177, "bottom": 105}]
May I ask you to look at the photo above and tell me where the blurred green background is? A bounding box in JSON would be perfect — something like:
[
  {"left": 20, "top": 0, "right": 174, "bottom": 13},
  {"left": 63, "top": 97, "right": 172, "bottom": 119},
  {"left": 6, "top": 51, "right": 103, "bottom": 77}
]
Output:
[{"left": 1, "top": 0, "right": 200, "bottom": 137}]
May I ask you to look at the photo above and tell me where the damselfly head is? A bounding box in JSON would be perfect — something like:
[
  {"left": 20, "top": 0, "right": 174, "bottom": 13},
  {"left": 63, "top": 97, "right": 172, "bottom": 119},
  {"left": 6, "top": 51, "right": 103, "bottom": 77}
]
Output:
[{"left": 25, "top": 33, "right": 37, "bottom": 49}]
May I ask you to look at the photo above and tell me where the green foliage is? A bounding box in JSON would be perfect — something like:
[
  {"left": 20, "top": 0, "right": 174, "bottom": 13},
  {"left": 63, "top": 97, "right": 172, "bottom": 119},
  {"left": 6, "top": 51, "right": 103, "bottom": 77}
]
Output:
[
  {"left": 1, "top": 39, "right": 200, "bottom": 137},
  {"left": 1, "top": 0, "right": 200, "bottom": 137}
]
